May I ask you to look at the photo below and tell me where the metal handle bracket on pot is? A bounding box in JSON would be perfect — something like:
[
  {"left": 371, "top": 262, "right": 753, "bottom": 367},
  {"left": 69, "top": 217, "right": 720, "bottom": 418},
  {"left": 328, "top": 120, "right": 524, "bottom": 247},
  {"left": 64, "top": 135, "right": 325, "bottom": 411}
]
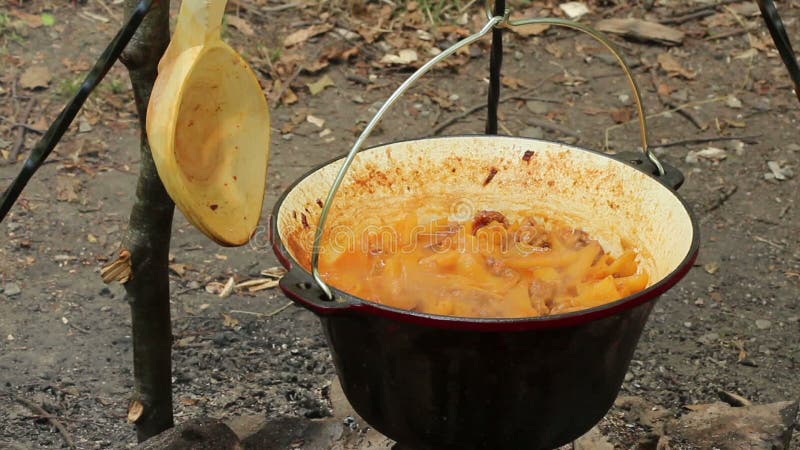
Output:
[{"left": 311, "top": 11, "right": 667, "bottom": 300}]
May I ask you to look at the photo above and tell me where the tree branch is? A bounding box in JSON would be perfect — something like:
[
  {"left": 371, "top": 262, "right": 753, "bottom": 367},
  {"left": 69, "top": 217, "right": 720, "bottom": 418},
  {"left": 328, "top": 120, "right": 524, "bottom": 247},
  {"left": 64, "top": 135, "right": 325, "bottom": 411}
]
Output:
[{"left": 119, "top": 0, "right": 175, "bottom": 442}]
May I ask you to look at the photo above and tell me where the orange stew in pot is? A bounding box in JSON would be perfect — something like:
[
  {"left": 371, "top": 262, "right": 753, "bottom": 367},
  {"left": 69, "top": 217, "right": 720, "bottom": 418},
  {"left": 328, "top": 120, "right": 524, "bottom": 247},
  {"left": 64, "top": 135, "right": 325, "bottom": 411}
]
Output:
[{"left": 288, "top": 210, "right": 648, "bottom": 318}]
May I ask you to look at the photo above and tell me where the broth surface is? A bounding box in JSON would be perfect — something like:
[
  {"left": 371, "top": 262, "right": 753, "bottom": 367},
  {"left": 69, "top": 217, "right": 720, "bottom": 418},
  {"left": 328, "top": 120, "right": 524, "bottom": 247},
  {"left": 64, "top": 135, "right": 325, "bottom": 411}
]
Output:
[{"left": 288, "top": 207, "right": 648, "bottom": 318}]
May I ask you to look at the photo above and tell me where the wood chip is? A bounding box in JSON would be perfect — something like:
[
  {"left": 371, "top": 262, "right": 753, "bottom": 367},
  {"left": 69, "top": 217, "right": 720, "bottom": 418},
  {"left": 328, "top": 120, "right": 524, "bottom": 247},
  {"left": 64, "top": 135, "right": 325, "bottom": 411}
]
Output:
[
  {"left": 219, "top": 276, "right": 235, "bottom": 298},
  {"left": 380, "top": 49, "right": 418, "bottom": 65},
  {"left": 595, "top": 18, "right": 685, "bottom": 45},
  {"left": 127, "top": 400, "right": 144, "bottom": 423}
]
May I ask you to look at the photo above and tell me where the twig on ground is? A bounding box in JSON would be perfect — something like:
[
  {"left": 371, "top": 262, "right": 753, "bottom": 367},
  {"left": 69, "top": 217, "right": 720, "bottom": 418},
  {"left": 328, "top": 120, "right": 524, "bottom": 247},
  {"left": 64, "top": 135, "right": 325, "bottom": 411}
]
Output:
[
  {"left": 11, "top": 124, "right": 46, "bottom": 134},
  {"left": 754, "top": 236, "right": 785, "bottom": 249},
  {"left": 675, "top": 0, "right": 742, "bottom": 16},
  {"left": 433, "top": 75, "right": 558, "bottom": 135},
  {"left": 650, "top": 68, "right": 706, "bottom": 130},
  {"left": 267, "top": 301, "right": 294, "bottom": 317},
  {"left": 656, "top": 134, "right": 761, "bottom": 148},
  {"left": 704, "top": 185, "right": 738, "bottom": 213},
  {"left": 15, "top": 396, "right": 76, "bottom": 449},
  {"left": 519, "top": 118, "right": 580, "bottom": 138},
  {"left": 230, "top": 301, "right": 294, "bottom": 318},
  {"left": 6, "top": 99, "right": 36, "bottom": 164},
  {"left": 604, "top": 96, "right": 729, "bottom": 150},
  {"left": 659, "top": 9, "right": 716, "bottom": 25},
  {"left": 706, "top": 28, "right": 751, "bottom": 40}
]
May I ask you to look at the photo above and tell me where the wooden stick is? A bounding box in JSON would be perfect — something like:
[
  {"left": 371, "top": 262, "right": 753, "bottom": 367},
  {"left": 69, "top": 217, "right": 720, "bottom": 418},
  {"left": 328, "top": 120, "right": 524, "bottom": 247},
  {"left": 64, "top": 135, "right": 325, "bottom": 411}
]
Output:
[
  {"left": 120, "top": 0, "right": 175, "bottom": 442},
  {"left": 659, "top": 9, "right": 715, "bottom": 25},
  {"left": 433, "top": 75, "right": 558, "bottom": 135},
  {"left": 674, "top": 0, "right": 742, "bottom": 16},
  {"left": 15, "top": 396, "right": 76, "bottom": 449},
  {"left": 656, "top": 134, "right": 761, "bottom": 148}
]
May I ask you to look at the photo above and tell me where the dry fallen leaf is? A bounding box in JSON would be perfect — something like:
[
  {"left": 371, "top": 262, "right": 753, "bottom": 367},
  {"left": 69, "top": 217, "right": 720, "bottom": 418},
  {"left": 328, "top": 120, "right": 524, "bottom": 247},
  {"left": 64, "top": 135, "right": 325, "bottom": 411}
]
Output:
[
  {"left": 20, "top": 66, "right": 52, "bottom": 90},
  {"left": 226, "top": 15, "right": 254, "bottom": 36},
  {"left": 282, "top": 87, "right": 299, "bottom": 105},
  {"left": 284, "top": 23, "right": 334, "bottom": 47},
  {"left": 168, "top": 263, "right": 189, "bottom": 276},
  {"left": 595, "top": 18, "right": 684, "bottom": 45},
  {"left": 56, "top": 176, "right": 81, "bottom": 202},
  {"left": 10, "top": 9, "right": 44, "bottom": 28},
  {"left": 501, "top": 76, "right": 527, "bottom": 89},
  {"left": 509, "top": 7, "right": 550, "bottom": 37},
  {"left": 657, "top": 53, "right": 696, "bottom": 79},
  {"left": 221, "top": 312, "right": 239, "bottom": 328},
  {"left": 609, "top": 108, "right": 633, "bottom": 124},
  {"left": 307, "top": 75, "right": 335, "bottom": 95}
]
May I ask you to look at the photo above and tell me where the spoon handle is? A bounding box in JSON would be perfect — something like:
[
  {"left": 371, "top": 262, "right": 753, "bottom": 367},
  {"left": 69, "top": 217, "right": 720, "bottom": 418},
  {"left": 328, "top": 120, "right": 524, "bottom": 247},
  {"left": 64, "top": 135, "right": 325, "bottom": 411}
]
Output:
[{"left": 161, "top": 0, "right": 228, "bottom": 66}]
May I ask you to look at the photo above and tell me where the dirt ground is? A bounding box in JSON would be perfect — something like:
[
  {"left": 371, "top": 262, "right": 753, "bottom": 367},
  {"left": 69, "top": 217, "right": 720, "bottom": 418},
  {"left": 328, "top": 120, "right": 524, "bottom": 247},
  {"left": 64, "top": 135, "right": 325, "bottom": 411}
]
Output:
[{"left": 0, "top": 0, "right": 798, "bottom": 448}]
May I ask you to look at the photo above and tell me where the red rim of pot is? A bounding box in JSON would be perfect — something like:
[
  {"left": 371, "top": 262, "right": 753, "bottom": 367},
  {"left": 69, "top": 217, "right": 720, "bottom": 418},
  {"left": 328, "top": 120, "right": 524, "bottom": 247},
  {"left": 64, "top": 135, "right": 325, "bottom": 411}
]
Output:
[{"left": 270, "top": 135, "right": 700, "bottom": 332}]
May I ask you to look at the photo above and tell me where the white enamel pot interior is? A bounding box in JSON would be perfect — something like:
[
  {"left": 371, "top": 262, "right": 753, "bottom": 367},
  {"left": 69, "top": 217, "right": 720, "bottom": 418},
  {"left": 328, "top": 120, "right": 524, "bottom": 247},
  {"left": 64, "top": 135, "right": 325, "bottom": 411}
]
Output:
[{"left": 272, "top": 135, "right": 699, "bottom": 329}]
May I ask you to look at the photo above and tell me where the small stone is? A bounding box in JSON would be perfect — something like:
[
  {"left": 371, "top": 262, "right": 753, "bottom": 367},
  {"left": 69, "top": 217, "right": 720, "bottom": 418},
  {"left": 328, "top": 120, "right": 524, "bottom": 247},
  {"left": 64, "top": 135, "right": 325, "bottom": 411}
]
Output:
[
  {"left": 696, "top": 147, "right": 727, "bottom": 162},
  {"left": 7, "top": 334, "right": 14, "bottom": 341},
  {"left": 281, "top": 134, "right": 293, "bottom": 141},
  {"left": 684, "top": 322, "right": 692, "bottom": 328},
  {"left": 618, "top": 93, "right": 631, "bottom": 105},
  {"left": 3, "top": 283, "right": 21, "bottom": 297},
  {"left": 694, "top": 298, "right": 705, "bottom": 306},
  {"left": 624, "top": 371, "right": 634, "bottom": 382},
  {"left": 513, "top": 50, "right": 524, "bottom": 61},
  {"left": 78, "top": 118, "right": 93, "bottom": 133},
  {"left": 766, "top": 161, "right": 794, "bottom": 181},
  {"left": 448, "top": 93, "right": 460, "bottom": 102},
  {"left": 526, "top": 100, "right": 551, "bottom": 115},
  {"left": 703, "top": 262, "right": 719, "bottom": 274},
  {"left": 726, "top": 95, "right": 743, "bottom": 109},
  {"left": 727, "top": 139, "right": 745, "bottom": 155},
  {"left": 519, "top": 127, "right": 544, "bottom": 139},
  {"left": 352, "top": 95, "right": 365, "bottom": 104},
  {"left": 755, "top": 319, "right": 771, "bottom": 330},
  {"left": 671, "top": 89, "right": 689, "bottom": 102},
  {"left": 698, "top": 332, "right": 719, "bottom": 345},
  {"left": 559, "top": 2, "right": 590, "bottom": 20}
]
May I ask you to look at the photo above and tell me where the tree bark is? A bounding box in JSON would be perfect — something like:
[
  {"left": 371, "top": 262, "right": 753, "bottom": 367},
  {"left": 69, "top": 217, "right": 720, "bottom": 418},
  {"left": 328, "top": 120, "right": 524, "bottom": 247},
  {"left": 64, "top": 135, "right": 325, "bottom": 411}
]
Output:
[{"left": 119, "top": 0, "right": 175, "bottom": 442}]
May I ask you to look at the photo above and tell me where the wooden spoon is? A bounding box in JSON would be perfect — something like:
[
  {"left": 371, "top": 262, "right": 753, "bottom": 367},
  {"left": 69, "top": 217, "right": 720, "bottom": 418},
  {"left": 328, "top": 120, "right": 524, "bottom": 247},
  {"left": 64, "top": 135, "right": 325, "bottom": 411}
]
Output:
[{"left": 147, "top": 0, "right": 270, "bottom": 246}]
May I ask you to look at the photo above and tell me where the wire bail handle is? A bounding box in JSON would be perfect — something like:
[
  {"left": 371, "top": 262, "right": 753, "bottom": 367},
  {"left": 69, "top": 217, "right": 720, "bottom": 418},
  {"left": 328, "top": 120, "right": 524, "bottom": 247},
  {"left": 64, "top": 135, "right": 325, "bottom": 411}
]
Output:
[{"left": 310, "top": 10, "right": 664, "bottom": 300}]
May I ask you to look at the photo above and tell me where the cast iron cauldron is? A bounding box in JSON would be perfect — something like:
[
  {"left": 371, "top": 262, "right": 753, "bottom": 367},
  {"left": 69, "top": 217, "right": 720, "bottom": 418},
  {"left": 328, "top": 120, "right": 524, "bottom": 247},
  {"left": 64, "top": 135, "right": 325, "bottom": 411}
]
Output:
[
  {"left": 270, "top": 135, "right": 699, "bottom": 449},
  {"left": 270, "top": 13, "right": 699, "bottom": 450}
]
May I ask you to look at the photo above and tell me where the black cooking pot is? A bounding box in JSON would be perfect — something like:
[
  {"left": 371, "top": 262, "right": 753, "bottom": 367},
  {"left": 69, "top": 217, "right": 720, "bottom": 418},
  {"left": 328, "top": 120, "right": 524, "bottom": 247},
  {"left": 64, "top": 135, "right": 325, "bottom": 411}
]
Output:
[{"left": 270, "top": 134, "right": 699, "bottom": 449}]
